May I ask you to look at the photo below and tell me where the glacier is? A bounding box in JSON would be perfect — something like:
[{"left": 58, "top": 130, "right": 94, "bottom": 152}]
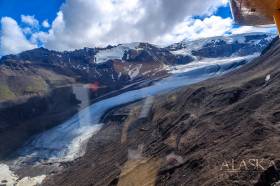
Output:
[{"left": 13, "top": 55, "right": 254, "bottom": 165}]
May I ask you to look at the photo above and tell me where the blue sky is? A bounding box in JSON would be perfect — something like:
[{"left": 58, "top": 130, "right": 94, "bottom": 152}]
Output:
[
  {"left": 215, "top": 5, "right": 232, "bottom": 18},
  {"left": 0, "top": 0, "right": 231, "bottom": 24},
  {"left": 0, "top": 0, "right": 275, "bottom": 56},
  {"left": 0, "top": 0, "right": 64, "bottom": 25}
]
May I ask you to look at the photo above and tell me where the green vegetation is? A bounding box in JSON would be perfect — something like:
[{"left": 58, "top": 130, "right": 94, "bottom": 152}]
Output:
[
  {"left": 24, "top": 77, "right": 48, "bottom": 93},
  {"left": 0, "top": 84, "right": 16, "bottom": 101}
]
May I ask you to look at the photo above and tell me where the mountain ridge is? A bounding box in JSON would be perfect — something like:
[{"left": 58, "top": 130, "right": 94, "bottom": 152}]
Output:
[
  {"left": 0, "top": 31, "right": 276, "bottom": 166},
  {"left": 0, "top": 32, "right": 275, "bottom": 102},
  {"left": 42, "top": 35, "right": 280, "bottom": 186}
]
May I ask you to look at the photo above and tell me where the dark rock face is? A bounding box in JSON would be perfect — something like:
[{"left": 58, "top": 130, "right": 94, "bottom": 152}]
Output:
[
  {"left": 175, "top": 55, "right": 195, "bottom": 65},
  {"left": 123, "top": 49, "right": 154, "bottom": 62},
  {"left": 255, "top": 161, "right": 280, "bottom": 186},
  {"left": 0, "top": 86, "right": 80, "bottom": 159},
  {"left": 43, "top": 38, "right": 280, "bottom": 185},
  {"left": 192, "top": 42, "right": 247, "bottom": 58}
]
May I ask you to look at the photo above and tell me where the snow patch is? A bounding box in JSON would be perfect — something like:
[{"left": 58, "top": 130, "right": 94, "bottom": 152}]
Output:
[
  {"left": 0, "top": 164, "right": 17, "bottom": 185},
  {"left": 95, "top": 43, "right": 140, "bottom": 64},
  {"left": 17, "top": 175, "right": 46, "bottom": 186},
  {"left": 128, "top": 64, "right": 142, "bottom": 79},
  {"left": 0, "top": 164, "right": 45, "bottom": 186}
]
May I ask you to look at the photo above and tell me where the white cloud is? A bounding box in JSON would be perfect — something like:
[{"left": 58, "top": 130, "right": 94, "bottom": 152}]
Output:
[
  {"left": 34, "top": 0, "right": 228, "bottom": 51},
  {"left": 153, "top": 16, "right": 233, "bottom": 45},
  {"left": 0, "top": 0, "right": 275, "bottom": 55},
  {"left": 21, "top": 15, "right": 39, "bottom": 28},
  {"left": 0, "top": 17, "right": 36, "bottom": 56},
  {"left": 42, "top": 20, "right": 50, "bottom": 28}
]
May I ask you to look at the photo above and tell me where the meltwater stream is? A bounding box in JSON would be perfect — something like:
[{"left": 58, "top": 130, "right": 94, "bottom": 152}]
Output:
[{"left": 15, "top": 59, "right": 249, "bottom": 164}]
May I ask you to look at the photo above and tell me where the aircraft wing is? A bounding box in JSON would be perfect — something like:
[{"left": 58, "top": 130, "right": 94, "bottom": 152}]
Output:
[{"left": 230, "top": 0, "right": 275, "bottom": 26}]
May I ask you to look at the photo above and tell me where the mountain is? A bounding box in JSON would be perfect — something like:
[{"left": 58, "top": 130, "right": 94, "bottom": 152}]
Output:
[
  {"left": 168, "top": 32, "right": 274, "bottom": 58},
  {"left": 0, "top": 43, "right": 171, "bottom": 102},
  {"left": 41, "top": 37, "right": 280, "bottom": 185},
  {"left": 0, "top": 32, "right": 277, "bottom": 185},
  {"left": 0, "top": 33, "right": 275, "bottom": 102},
  {"left": 0, "top": 32, "right": 275, "bottom": 157}
]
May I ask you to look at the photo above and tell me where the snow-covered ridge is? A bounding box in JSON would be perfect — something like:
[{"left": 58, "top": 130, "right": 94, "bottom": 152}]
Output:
[
  {"left": 91, "top": 32, "right": 275, "bottom": 66},
  {"left": 168, "top": 32, "right": 276, "bottom": 56},
  {"left": 181, "top": 32, "right": 275, "bottom": 48}
]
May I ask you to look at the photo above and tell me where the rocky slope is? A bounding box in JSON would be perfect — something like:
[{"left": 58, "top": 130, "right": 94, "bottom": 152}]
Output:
[
  {"left": 41, "top": 37, "right": 280, "bottom": 186},
  {"left": 0, "top": 32, "right": 274, "bottom": 160}
]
